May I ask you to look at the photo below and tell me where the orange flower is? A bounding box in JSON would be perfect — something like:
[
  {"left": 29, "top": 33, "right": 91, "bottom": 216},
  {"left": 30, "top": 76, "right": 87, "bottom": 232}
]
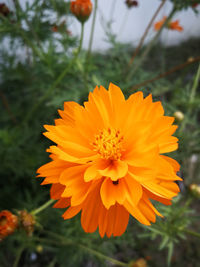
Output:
[
  {"left": 169, "top": 20, "right": 183, "bottom": 32},
  {"left": 154, "top": 16, "right": 167, "bottom": 31},
  {"left": 0, "top": 210, "right": 18, "bottom": 241},
  {"left": 37, "top": 83, "right": 181, "bottom": 238},
  {"left": 70, "top": 0, "right": 93, "bottom": 23},
  {"left": 154, "top": 16, "right": 183, "bottom": 32}
]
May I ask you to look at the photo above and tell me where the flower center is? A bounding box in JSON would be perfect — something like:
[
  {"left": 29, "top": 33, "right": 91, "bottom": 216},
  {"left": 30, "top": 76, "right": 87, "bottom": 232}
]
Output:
[{"left": 93, "top": 128, "right": 124, "bottom": 160}]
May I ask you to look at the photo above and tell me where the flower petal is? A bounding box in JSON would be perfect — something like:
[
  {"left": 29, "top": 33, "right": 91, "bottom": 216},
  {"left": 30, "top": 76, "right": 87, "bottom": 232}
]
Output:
[
  {"left": 99, "top": 160, "right": 128, "bottom": 180},
  {"left": 100, "top": 178, "right": 127, "bottom": 209}
]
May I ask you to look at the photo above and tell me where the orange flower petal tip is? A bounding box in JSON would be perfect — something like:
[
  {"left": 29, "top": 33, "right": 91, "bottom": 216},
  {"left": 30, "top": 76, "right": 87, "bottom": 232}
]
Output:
[{"left": 37, "top": 83, "right": 181, "bottom": 238}]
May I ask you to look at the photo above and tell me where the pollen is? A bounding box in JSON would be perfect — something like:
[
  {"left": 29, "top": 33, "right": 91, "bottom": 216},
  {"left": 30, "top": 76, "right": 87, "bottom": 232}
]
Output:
[{"left": 93, "top": 128, "right": 124, "bottom": 160}]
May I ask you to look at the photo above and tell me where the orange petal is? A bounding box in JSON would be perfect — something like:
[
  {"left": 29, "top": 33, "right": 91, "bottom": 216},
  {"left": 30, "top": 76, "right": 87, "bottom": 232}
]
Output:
[
  {"left": 62, "top": 205, "right": 82, "bottom": 219},
  {"left": 81, "top": 183, "right": 102, "bottom": 233},
  {"left": 99, "top": 160, "right": 128, "bottom": 180},
  {"left": 124, "top": 174, "right": 143, "bottom": 206},
  {"left": 50, "top": 183, "right": 65, "bottom": 199},
  {"left": 53, "top": 198, "right": 71, "bottom": 208},
  {"left": 112, "top": 204, "right": 129, "bottom": 237},
  {"left": 124, "top": 200, "right": 151, "bottom": 225},
  {"left": 59, "top": 165, "right": 87, "bottom": 186},
  {"left": 100, "top": 178, "right": 127, "bottom": 209}
]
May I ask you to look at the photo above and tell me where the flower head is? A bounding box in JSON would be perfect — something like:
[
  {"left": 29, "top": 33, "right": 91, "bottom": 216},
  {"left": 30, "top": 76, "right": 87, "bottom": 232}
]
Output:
[
  {"left": 154, "top": 16, "right": 183, "bottom": 32},
  {"left": 70, "top": 0, "right": 93, "bottom": 23},
  {"left": 125, "top": 0, "right": 138, "bottom": 8},
  {"left": 0, "top": 210, "right": 18, "bottom": 241},
  {"left": 37, "top": 83, "right": 181, "bottom": 237},
  {"left": 169, "top": 20, "right": 183, "bottom": 31}
]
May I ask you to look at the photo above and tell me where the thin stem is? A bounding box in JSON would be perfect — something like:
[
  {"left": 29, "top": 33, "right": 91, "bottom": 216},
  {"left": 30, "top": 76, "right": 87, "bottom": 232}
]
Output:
[
  {"left": 78, "top": 22, "right": 84, "bottom": 54},
  {"left": 31, "top": 199, "right": 55, "bottom": 216},
  {"left": 40, "top": 230, "right": 128, "bottom": 266},
  {"left": 126, "top": 7, "right": 176, "bottom": 81},
  {"left": 178, "top": 64, "right": 200, "bottom": 133},
  {"left": 190, "top": 63, "right": 200, "bottom": 103},
  {"left": 13, "top": 246, "right": 25, "bottom": 267},
  {"left": 118, "top": 8, "right": 129, "bottom": 35},
  {"left": 86, "top": 0, "right": 98, "bottom": 64},
  {"left": 128, "top": 0, "right": 167, "bottom": 67},
  {"left": 129, "top": 56, "right": 200, "bottom": 90},
  {"left": 84, "top": 0, "right": 98, "bottom": 90},
  {"left": 109, "top": 0, "right": 117, "bottom": 22},
  {"left": 184, "top": 229, "right": 200, "bottom": 239}
]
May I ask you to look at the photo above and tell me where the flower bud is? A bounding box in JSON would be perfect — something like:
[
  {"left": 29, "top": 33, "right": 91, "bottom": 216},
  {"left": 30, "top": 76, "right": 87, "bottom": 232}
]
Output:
[
  {"left": 0, "top": 210, "right": 18, "bottom": 241},
  {"left": 173, "top": 111, "right": 184, "bottom": 122},
  {"left": 189, "top": 184, "right": 200, "bottom": 198},
  {"left": 70, "top": 0, "right": 93, "bottom": 23},
  {"left": 129, "top": 258, "right": 147, "bottom": 267},
  {"left": 19, "top": 210, "right": 35, "bottom": 236},
  {"left": 36, "top": 245, "right": 43, "bottom": 253}
]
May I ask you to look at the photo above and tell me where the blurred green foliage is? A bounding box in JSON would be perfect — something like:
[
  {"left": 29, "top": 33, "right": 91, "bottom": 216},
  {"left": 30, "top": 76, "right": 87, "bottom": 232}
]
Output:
[{"left": 0, "top": 0, "right": 200, "bottom": 266}]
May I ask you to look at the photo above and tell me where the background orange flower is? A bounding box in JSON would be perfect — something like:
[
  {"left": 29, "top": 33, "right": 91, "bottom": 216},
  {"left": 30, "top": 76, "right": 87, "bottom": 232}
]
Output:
[
  {"left": 154, "top": 16, "right": 183, "bottom": 32},
  {"left": 37, "top": 83, "right": 181, "bottom": 238},
  {"left": 0, "top": 210, "right": 18, "bottom": 241}
]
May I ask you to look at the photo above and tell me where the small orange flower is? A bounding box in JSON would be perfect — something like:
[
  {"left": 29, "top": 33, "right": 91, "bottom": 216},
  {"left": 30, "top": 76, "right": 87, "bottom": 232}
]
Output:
[
  {"left": 169, "top": 20, "right": 183, "bottom": 32},
  {"left": 154, "top": 16, "right": 183, "bottom": 32},
  {"left": 37, "top": 83, "right": 181, "bottom": 238},
  {"left": 70, "top": 0, "right": 93, "bottom": 23},
  {"left": 0, "top": 210, "right": 18, "bottom": 241},
  {"left": 154, "top": 16, "right": 167, "bottom": 31}
]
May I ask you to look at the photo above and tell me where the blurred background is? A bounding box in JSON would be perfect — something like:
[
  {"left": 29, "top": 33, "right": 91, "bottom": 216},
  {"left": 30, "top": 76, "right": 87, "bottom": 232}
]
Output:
[{"left": 0, "top": 0, "right": 200, "bottom": 267}]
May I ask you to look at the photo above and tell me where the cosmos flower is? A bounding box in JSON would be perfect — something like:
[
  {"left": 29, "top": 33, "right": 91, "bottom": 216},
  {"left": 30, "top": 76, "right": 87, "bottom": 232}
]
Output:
[
  {"left": 37, "top": 83, "right": 181, "bottom": 237},
  {"left": 70, "top": 0, "right": 93, "bottom": 23},
  {"left": 154, "top": 16, "right": 183, "bottom": 32},
  {"left": 0, "top": 210, "right": 18, "bottom": 241}
]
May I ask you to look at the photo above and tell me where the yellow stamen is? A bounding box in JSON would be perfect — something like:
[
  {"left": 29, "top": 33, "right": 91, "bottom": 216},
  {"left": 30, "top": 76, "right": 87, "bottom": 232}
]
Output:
[{"left": 93, "top": 128, "right": 124, "bottom": 160}]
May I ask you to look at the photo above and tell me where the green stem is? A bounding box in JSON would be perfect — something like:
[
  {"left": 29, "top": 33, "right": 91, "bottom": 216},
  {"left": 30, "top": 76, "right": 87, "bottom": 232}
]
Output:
[
  {"left": 31, "top": 199, "right": 55, "bottom": 216},
  {"left": 126, "top": 7, "right": 176, "bottom": 82},
  {"left": 87, "top": 0, "right": 98, "bottom": 61},
  {"left": 13, "top": 246, "right": 25, "bottom": 267},
  {"left": 184, "top": 229, "right": 200, "bottom": 239},
  {"left": 189, "top": 63, "right": 200, "bottom": 103},
  {"left": 22, "top": 24, "right": 84, "bottom": 125},
  {"left": 178, "top": 64, "right": 200, "bottom": 133},
  {"left": 39, "top": 230, "right": 128, "bottom": 266},
  {"left": 84, "top": 0, "right": 98, "bottom": 90},
  {"left": 78, "top": 22, "right": 84, "bottom": 54},
  {"left": 118, "top": 9, "right": 129, "bottom": 34},
  {"left": 127, "top": 0, "right": 167, "bottom": 68}
]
